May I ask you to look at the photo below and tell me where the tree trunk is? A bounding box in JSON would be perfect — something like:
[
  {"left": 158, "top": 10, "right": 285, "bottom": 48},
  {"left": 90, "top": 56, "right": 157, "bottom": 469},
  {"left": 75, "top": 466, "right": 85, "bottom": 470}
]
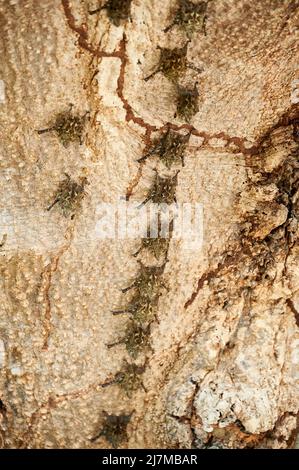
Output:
[{"left": 0, "top": 0, "right": 298, "bottom": 449}]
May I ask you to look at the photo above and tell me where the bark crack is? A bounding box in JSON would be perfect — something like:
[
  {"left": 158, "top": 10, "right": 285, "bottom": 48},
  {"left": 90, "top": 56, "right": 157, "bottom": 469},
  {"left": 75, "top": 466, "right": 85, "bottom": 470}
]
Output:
[{"left": 40, "top": 252, "right": 62, "bottom": 351}]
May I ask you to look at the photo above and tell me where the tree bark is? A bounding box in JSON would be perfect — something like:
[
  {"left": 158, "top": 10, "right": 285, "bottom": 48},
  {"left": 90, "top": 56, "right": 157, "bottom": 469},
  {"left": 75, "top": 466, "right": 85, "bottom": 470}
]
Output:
[{"left": 0, "top": 0, "right": 298, "bottom": 449}]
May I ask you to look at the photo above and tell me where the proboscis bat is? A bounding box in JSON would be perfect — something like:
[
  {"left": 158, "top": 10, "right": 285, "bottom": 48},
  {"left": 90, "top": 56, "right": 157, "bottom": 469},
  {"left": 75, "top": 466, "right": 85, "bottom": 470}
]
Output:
[
  {"left": 121, "top": 261, "right": 167, "bottom": 295},
  {"left": 108, "top": 321, "right": 151, "bottom": 358},
  {"left": 144, "top": 43, "right": 202, "bottom": 82},
  {"left": 139, "top": 170, "right": 179, "bottom": 207},
  {"left": 112, "top": 292, "right": 157, "bottom": 324},
  {"left": 133, "top": 219, "right": 174, "bottom": 259},
  {"left": 102, "top": 361, "right": 146, "bottom": 396},
  {"left": 175, "top": 82, "right": 199, "bottom": 122},
  {"left": 0, "top": 234, "right": 7, "bottom": 249}
]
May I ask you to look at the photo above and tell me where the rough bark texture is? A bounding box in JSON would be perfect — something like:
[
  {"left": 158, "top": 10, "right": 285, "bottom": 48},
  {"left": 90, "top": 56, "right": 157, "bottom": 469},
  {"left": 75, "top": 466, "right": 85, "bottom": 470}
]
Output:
[{"left": 0, "top": 0, "right": 298, "bottom": 449}]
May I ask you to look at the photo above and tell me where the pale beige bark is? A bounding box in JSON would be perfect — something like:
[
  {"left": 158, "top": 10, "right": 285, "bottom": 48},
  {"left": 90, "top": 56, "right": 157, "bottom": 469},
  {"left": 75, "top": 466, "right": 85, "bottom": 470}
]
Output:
[{"left": 0, "top": 0, "right": 298, "bottom": 449}]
